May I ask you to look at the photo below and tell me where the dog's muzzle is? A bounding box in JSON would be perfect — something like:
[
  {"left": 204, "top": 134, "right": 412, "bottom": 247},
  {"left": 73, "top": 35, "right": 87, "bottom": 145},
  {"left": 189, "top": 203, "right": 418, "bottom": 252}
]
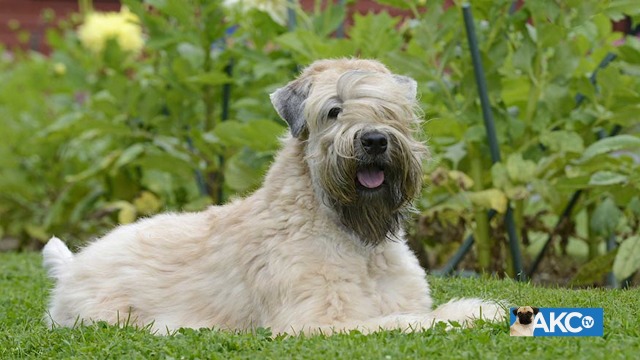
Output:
[
  {"left": 360, "top": 131, "right": 388, "bottom": 155},
  {"left": 356, "top": 131, "right": 389, "bottom": 189},
  {"left": 517, "top": 313, "right": 534, "bottom": 325}
]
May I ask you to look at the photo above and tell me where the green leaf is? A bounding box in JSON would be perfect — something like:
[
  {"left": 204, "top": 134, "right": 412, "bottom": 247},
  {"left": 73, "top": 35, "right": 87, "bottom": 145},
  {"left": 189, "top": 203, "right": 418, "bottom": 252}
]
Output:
[
  {"left": 214, "top": 120, "right": 285, "bottom": 152},
  {"left": 69, "top": 188, "right": 105, "bottom": 223},
  {"left": 350, "top": 12, "right": 403, "bottom": 58},
  {"left": 116, "top": 202, "right": 138, "bottom": 225},
  {"left": 613, "top": 236, "right": 640, "bottom": 281},
  {"left": 212, "top": 121, "right": 245, "bottom": 148},
  {"left": 65, "top": 151, "right": 121, "bottom": 183},
  {"left": 112, "top": 144, "right": 146, "bottom": 172},
  {"left": 555, "top": 175, "right": 591, "bottom": 191},
  {"left": 177, "top": 42, "right": 205, "bottom": 69},
  {"left": 570, "top": 250, "right": 617, "bottom": 286},
  {"left": 512, "top": 36, "right": 535, "bottom": 74},
  {"left": 224, "top": 149, "right": 272, "bottom": 193},
  {"left": 628, "top": 196, "right": 640, "bottom": 216},
  {"left": 146, "top": 0, "right": 193, "bottom": 25},
  {"left": 105, "top": 200, "right": 137, "bottom": 224},
  {"left": 589, "top": 171, "right": 628, "bottom": 186},
  {"left": 605, "top": 0, "right": 640, "bottom": 20},
  {"left": 182, "top": 196, "right": 213, "bottom": 212},
  {"left": 310, "top": 1, "right": 347, "bottom": 37},
  {"left": 442, "top": 142, "right": 467, "bottom": 168},
  {"left": 538, "top": 23, "right": 566, "bottom": 48},
  {"left": 153, "top": 136, "right": 192, "bottom": 163},
  {"left": 41, "top": 112, "right": 84, "bottom": 135},
  {"left": 590, "top": 197, "right": 623, "bottom": 237},
  {"left": 525, "top": 23, "right": 538, "bottom": 44},
  {"left": 505, "top": 186, "right": 529, "bottom": 200},
  {"left": 500, "top": 77, "right": 531, "bottom": 107},
  {"left": 491, "top": 162, "right": 510, "bottom": 190},
  {"left": 467, "top": 189, "right": 508, "bottom": 214},
  {"left": 617, "top": 37, "right": 640, "bottom": 64},
  {"left": 539, "top": 130, "right": 585, "bottom": 154},
  {"left": 241, "top": 120, "right": 286, "bottom": 152},
  {"left": 424, "top": 118, "right": 465, "bottom": 140},
  {"left": 541, "top": 83, "right": 573, "bottom": 115},
  {"left": 132, "top": 154, "right": 195, "bottom": 175},
  {"left": 372, "top": 0, "right": 416, "bottom": 10},
  {"left": 25, "top": 224, "right": 49, "bottom": 241},
  {"left": 579, "top": 135, "right": 640, "bottom": 162},
  {"left": 187, "top": 72, "right": 232, "bottom": 86},
  {"left": 133, "top": 191, "right": 162, "bottom": 216},
  {"left": 275, "top": 31, "right": 353, "bottom": 63},
  {"left": 506, "top": 153, "right": 537, "bottom": 183},
  {"left": 448, "top": 170, "right": 474, "bottom": 190},
  {"left": 596, "top": 66, "right": 624, "bottom": 96},
  {"left": 43, "top": 186, "right": 72, "bottom": 229}
]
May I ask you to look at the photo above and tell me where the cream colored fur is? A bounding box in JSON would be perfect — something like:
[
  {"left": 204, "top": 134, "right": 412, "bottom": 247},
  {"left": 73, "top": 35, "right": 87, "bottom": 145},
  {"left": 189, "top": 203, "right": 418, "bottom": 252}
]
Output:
[{"left": 43, "top": 59, "right": 504, "bottom": 334}]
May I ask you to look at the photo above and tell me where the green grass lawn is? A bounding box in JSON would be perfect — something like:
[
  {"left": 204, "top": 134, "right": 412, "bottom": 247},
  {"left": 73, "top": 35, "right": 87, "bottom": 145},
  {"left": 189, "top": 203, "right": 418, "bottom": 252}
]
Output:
[{"left": 1, "top": 252, "right": 638, "bottom": 359}]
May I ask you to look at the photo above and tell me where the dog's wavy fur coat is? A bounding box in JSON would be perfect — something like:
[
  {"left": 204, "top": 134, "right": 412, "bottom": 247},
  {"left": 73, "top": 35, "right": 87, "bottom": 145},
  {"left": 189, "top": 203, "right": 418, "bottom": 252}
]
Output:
[{"left": 43, "top": 59, "right": 503, "bottom": 334}]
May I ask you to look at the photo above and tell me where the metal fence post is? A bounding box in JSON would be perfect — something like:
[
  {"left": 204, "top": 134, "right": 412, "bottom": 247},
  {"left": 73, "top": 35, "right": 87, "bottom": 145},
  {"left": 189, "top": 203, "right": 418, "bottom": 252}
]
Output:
[
  {"left": 462, "top": 3, "right": 525, "bottom": 281},
  {"left": 287, "top": 0, "right": 297, "bottom": 31}
]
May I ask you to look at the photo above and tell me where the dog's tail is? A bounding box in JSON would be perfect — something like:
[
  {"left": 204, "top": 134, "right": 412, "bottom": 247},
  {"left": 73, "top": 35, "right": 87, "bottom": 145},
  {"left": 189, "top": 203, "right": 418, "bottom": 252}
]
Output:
[
  {"left": 432, "top": 298, "right": 506, "bottom": 325},
  {"left": 42, "top": 236, "right": 74, "bottom": 281}
]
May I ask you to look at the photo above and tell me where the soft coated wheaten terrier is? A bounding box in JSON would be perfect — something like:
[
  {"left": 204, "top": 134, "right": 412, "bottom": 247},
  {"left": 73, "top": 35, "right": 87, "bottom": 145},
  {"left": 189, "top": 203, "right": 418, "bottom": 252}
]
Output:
[{"left": 43, "top": 59, "right": 503, "bottom": 334}]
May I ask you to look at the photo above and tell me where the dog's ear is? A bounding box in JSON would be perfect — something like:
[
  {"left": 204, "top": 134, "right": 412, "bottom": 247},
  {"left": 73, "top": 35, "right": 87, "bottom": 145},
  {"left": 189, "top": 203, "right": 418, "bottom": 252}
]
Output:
[
  {"left": 532, "top": 307, "right": 539, "bottom": 315},
  {"left": 270, "top": 77, "right": 311, "bottom": 138},
  {"left": 392, "top": 75, "right": 418, "bottom": 101},
  {"left": 512, "top": 308, "right": 518, "bottom": 316}
]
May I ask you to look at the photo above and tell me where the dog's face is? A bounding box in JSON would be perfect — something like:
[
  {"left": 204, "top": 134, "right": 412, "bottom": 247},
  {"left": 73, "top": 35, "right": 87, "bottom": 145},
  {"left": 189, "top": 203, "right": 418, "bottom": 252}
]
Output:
[
  {"left": 513, "top": 306, "right": 539, "bottom": 325},
  {"left": 271, "top": 59, "right": 428, "bottom": 245}
]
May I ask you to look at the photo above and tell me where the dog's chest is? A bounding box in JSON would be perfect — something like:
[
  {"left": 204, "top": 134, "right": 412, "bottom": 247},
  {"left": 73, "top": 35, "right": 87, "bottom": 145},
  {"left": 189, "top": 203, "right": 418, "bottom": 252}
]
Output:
[{"left": 304, "top": 239, "right": 429, "bottom": 316}]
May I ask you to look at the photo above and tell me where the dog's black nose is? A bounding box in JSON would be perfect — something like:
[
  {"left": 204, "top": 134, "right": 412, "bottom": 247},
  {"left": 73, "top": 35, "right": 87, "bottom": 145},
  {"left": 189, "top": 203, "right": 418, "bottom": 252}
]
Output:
[{"left": 361, "top": 131, "right": 388, "bottom": 155}]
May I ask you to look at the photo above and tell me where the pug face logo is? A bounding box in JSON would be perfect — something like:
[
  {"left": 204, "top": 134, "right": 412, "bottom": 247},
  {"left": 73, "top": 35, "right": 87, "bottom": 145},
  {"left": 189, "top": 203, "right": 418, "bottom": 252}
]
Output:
[{"left": 510, "top": 306, "right": 539, "bottom": 337}]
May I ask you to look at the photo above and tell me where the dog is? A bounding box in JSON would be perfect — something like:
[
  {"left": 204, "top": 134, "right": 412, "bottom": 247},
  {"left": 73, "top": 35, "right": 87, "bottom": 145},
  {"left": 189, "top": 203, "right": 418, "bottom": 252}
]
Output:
[
  {"left": 43, "top": 58, "right": 504, "bottom": 334},
  {"left": 510, "top": 306, "right": 539, "bottom": 336}
]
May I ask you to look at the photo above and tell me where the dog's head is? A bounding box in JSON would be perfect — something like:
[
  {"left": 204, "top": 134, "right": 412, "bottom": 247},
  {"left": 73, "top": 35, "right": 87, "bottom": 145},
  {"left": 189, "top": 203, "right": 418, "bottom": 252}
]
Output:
[
  {"left": 513, "top": 306, "right": 539, "bottom": 325},
  {"left": 271, "top": 59, "right": 428, "bottom": 245}
]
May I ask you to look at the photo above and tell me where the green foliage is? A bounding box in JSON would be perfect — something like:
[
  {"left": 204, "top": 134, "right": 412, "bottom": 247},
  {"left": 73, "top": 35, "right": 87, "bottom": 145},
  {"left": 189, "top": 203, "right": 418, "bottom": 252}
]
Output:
[
  {"left": 613, "top": 235, "right": 640, "bottom": 281},
  {"left": 389, "top": 0, "right": 640, "bottom": 280},
  {"left": 0, "top": 0, "right": 639, "bottom": 284},
  {"left": 0, "top": 0, "right": 290, "bottom": 246}
]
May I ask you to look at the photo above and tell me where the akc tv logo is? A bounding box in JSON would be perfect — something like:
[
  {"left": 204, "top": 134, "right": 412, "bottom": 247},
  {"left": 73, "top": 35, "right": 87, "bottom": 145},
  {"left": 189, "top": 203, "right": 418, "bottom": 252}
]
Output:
[{"left": 510, "top": 307, "right": 604, "bottom": 337}]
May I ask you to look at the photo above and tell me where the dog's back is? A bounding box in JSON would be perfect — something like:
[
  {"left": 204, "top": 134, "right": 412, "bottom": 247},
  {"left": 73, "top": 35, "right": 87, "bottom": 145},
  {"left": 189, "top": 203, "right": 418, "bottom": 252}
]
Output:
[{"left": 42, "top": 210, "right": 255, "bottom": 331}]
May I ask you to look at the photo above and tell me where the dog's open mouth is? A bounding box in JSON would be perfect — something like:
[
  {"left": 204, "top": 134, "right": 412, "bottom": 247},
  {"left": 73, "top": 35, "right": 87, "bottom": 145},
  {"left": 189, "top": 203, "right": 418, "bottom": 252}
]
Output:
[{"left": 356, "top": 166, "right": 385, "bottom": 189}]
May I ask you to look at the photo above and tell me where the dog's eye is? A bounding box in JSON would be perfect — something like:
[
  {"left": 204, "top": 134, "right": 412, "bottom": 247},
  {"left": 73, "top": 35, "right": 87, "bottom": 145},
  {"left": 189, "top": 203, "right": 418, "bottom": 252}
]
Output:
[{"left": 328, "top": 107, "right": 342, "bottom": 119}]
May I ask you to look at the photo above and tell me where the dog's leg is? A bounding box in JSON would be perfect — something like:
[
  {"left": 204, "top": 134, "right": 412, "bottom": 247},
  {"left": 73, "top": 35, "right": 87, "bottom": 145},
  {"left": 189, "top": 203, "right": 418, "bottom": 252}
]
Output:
[
  {"left": 431, "top": 298, "right": 506, "bottom": 325},
  {"left": 286, "top": 305, "right": 504, "bottom": 336}
]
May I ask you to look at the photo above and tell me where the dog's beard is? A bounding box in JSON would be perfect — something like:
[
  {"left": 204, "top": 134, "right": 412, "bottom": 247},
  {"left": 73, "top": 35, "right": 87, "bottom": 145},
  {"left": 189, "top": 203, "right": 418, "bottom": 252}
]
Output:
[
  {"left": 312, "top": 131, "right": 423, "bottom": 246},
  {"left": 334, "top": 175, "right": 405, "bottom": 246}
]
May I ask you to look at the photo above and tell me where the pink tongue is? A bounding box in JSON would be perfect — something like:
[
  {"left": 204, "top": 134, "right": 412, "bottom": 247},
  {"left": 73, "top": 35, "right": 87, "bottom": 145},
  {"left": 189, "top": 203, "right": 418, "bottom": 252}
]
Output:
[{"left": 357, "top": 169, "right": 385, "bottom": 188}]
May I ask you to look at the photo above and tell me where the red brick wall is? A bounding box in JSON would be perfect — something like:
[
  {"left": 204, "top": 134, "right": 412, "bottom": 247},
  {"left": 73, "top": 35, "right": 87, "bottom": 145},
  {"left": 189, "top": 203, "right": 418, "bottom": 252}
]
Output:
[
  {"left": 0, "top": 0, "right": 120, "bottom": 52},
  {"left": 1, "top": 0, "right": 425, "bottom": 52},
  {"left": 3, "top": 0, "right": 624, "bottom": 54}
]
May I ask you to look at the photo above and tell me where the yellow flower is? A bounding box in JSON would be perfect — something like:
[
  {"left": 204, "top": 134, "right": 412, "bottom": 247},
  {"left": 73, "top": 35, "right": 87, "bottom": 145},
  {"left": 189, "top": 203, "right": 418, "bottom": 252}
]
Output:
[
  {"left": 53, "top": 62, "right": 67, "bottom": 75},
  {"left": 78, "top": 7, "right": 144, "bottom": 55}
]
